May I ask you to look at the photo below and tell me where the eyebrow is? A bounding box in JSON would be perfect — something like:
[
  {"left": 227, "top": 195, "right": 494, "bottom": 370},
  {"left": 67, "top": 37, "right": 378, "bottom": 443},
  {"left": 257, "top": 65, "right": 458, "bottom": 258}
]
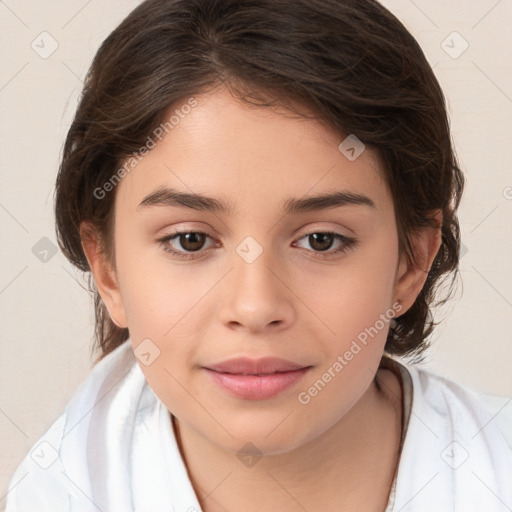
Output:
[{"left": 137, "top": 186, "right": 375, "bottom": 215}]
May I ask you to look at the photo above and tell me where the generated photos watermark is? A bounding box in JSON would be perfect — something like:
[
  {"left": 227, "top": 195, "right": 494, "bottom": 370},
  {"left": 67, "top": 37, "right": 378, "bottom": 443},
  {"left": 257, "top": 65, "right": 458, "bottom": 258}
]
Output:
[
  {"left": 297, "top": 301, "right": 403, "bottom": 405},
  {"left": 93, "top": 97, "right": 198, "bottom": 200}
]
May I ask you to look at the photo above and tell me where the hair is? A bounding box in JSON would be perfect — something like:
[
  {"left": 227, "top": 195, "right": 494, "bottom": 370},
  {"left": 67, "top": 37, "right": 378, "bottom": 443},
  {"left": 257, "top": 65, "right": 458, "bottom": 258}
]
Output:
[{"left": 55, "top": 0, "right": 464, "bottom": 361}]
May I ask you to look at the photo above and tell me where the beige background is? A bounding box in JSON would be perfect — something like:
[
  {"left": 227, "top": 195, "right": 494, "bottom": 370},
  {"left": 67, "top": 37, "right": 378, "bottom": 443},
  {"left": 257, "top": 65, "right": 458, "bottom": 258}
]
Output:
[{"left": 1, "top": 0, "right": 511, "bottom": 506}]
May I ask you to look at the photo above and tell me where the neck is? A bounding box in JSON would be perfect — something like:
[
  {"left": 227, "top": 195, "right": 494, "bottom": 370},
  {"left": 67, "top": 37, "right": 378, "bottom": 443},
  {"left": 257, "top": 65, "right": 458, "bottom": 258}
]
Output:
[{"left": 172, "top": 367, "right": 402, "bottom": 512}]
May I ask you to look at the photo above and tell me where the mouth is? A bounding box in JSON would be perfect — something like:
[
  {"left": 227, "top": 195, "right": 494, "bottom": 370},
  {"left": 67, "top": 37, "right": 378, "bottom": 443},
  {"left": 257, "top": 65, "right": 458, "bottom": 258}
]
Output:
[{"left": 202, "top": 357, "right": 312, "bottom": 400}]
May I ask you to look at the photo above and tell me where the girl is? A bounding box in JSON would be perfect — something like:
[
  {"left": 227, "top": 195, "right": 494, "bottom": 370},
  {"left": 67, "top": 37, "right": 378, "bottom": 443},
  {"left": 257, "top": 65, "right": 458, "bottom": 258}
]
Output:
[{"left": 6, "top": 0, "right": 511, "bottom": 510}]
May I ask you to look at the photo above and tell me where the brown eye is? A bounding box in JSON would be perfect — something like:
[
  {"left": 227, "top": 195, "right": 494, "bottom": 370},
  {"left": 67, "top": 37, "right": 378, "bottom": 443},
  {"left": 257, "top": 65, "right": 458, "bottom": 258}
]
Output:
[
  {"left": 294, "top": 231, "right": 356, "bottom": 259},
  {"left": 158, "top": 230, "right": 216, "bottom": 259},
  {"left": 308, "top": 233, "right": 335, "bottom": 252},
  {"left": 177, "top": 232, "right": 207, "bottom": 252}
]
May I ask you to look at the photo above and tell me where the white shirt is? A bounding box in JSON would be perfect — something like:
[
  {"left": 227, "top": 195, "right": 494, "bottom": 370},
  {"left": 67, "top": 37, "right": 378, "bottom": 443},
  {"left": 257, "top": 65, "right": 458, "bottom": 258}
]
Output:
[{"left": 5, "top": 341, "right": 512, "bottom": 512}]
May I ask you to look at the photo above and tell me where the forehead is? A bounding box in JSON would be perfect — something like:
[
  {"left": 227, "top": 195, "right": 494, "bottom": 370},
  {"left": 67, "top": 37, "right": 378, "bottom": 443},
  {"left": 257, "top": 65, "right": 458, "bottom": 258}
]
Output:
[{"left": 115, "top": 86, "right": 392, "bottom": 218}]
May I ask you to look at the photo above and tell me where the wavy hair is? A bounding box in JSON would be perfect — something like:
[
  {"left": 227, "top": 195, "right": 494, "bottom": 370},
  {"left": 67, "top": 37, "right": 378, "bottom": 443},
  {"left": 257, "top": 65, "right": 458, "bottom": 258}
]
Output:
[{"left": 55, "top": 0, "right": 464, "bottom": 360}]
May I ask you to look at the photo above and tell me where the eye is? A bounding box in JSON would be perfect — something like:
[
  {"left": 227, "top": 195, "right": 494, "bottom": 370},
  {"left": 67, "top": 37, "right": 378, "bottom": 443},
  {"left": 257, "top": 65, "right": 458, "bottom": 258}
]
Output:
[
  {"left": 157, "top": 229, "right": 357, "bottom": 261},
  {"left": 157, "top": 230, "right": 217, "bottom": 260},
  {"left": 293, "top": 231, "right": 356, "bottom": 258}
]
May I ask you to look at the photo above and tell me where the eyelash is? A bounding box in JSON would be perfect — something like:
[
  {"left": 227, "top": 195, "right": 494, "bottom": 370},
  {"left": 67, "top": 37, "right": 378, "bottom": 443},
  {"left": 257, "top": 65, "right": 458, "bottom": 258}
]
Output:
[{"left": 157, "top": 229, "right": 357, "bottom": 261}]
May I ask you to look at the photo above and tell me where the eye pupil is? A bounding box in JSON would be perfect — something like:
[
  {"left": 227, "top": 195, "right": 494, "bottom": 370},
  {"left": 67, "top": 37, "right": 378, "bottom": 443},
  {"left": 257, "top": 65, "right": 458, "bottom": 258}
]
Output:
[
  {"left": 309, "top": 233, "right": 334, "bottom": 251},
  {"left": 180, "top": 232, "right": 206, "bottom": 251}
]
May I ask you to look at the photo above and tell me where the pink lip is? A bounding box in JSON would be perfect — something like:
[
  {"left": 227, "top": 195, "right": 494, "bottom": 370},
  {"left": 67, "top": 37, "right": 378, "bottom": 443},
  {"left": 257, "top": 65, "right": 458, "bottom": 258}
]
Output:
[{"left": 203, "top": 357, "right": 312, "bottom": 400}]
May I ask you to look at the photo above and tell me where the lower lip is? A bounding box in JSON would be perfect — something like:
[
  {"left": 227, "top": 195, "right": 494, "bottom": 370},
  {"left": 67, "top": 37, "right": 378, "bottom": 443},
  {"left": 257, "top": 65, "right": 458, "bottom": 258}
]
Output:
[{"left": 203, "top": 368, "right": 311, "bottom": 400}]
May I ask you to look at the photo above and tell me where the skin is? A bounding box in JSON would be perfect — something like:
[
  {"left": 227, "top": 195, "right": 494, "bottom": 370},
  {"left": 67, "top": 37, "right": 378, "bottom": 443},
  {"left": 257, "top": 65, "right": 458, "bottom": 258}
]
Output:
[{"left": 82, "top": 85, "right": 442, "bottom": 511}]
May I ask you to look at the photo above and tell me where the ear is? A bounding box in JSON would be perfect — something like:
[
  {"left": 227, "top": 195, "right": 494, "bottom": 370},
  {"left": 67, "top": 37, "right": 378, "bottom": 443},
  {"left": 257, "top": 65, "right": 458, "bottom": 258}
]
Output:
[
  {"left": 394, "top": 210, "right": 443, "bottom": 314},
  {"left": 80, "top": 222, "right": 128, "bottom": 328}
]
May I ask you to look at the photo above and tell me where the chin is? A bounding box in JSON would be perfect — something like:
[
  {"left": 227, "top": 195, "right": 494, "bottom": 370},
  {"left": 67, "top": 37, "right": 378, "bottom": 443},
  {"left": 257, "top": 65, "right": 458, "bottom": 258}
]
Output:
[{"left": 204, "top": 411, "right": 319, "bottom": 456}]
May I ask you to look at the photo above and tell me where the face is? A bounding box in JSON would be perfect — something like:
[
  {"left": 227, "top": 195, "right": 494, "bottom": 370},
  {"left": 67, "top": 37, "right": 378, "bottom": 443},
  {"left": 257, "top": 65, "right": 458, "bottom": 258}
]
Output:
[{"left": 88, "top": 85, "right": 423, "bottom": 456}]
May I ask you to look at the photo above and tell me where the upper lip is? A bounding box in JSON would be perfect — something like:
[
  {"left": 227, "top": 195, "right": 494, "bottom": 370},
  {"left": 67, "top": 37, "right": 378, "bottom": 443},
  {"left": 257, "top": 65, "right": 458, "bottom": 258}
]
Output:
[{"left": 204, "top": 357, "right": 309, "bottom": 375}]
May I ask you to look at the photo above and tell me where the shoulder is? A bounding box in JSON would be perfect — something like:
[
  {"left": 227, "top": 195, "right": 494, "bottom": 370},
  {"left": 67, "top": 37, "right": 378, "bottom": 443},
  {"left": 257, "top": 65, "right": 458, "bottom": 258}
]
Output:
[
  {"left": 410, "top": 363, "right": 512, "bottom": 450},
  {"left": 390, "top": 359, "right": 512, "bottom": 511},
  {"left": 5, "top": 341, "right": 145, "bottom": 512}
]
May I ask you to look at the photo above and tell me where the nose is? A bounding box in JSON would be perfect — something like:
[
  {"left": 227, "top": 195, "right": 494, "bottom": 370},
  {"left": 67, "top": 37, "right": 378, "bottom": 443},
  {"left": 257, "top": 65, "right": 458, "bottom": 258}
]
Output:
[{"left": 217, "top": 246, "right": 295, "bottom": 334}]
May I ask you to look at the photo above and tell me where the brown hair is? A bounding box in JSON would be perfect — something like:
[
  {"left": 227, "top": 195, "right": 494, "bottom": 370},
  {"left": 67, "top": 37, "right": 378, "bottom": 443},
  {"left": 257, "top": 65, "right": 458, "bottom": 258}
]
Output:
[{"left": 55, "top": 0, "right": 464, "bottom": 360}]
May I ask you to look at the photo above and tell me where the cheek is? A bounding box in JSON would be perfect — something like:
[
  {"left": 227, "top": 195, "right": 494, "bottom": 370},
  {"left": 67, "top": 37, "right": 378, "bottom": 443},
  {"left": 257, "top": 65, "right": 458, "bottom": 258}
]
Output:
[
  {"left": 113, "top": 226, "right": 192, "bottom": 336},
  {"left": 294, "top": 255, "right": 399, "bottom": 427},
  {"left": 309, "top": 237, "right": 398, "bottom": 340}
]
